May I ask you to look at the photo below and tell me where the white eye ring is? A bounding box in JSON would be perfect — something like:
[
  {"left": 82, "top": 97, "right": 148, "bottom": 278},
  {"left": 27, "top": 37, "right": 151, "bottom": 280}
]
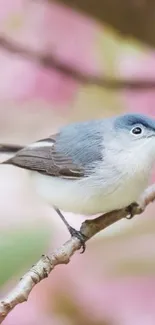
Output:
[{"left": 131, "top": 126, "right": 143, "bottom": 135}]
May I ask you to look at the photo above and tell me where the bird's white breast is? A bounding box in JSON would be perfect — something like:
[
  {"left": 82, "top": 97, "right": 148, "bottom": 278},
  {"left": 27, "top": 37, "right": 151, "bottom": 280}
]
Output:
[{"left": 31, "top": 161, "right": 150, "bottom": 215}]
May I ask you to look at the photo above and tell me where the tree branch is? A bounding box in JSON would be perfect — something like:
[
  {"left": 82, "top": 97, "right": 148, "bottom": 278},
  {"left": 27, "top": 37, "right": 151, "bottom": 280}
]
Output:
[
  {"left": 1, "top": 34, "right": 155, "bottom": 90},
  {"left": 0, "top": 184, "right": 155, "bottom": 323},
  {"left": 54, "top": 0, "right": 155, "bottom": 48}
]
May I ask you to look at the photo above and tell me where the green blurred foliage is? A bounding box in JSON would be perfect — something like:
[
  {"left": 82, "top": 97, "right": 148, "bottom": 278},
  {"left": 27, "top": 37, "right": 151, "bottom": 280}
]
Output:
[{"left": 0, "top": 225, "right": 51, "bottom": 286}]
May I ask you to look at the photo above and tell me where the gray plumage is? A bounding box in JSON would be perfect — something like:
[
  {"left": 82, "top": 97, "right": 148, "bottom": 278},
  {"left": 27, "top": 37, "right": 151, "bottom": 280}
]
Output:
[
  {"left": 3, "top": 119, "right": 106, "bottom": 179},
  {"left": 114, "top": 113, "right": 155, "bottom": 132},
  {"left": 1, "top": 113, "right": 155, "bottom": 215},
  {"left": 2, "top": 113, "right": 155, "bottom": 179}
]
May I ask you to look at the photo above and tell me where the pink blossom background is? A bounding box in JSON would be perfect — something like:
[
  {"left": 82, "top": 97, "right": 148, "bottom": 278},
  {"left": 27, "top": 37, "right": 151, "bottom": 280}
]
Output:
[{"left": 0, "top": 1, "right": 155, "bottom": 325}]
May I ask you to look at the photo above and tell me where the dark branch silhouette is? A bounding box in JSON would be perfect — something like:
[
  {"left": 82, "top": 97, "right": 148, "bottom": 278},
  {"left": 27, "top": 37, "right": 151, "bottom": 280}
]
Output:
[
  {"left": 54, "top": 0, "right": 155, "bottom": 48},
  {"left": 0, "top": 35, "right": 155, "bottom": 90}
]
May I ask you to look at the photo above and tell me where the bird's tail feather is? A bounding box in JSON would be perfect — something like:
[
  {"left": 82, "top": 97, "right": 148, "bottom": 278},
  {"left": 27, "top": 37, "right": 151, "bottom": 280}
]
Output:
[{"left": 0, "top": 144, "right": 23, "bottom": 154}]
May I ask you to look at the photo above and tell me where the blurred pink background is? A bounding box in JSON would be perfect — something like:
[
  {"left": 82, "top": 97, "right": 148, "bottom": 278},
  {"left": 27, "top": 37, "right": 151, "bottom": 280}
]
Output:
[{"left": 0, "top": 1, "right": 155, "bottom": 325}]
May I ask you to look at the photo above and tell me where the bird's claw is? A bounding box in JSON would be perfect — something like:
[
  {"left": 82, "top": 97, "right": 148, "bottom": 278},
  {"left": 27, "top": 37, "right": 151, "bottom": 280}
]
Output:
[
  {"left": 68, "top": 226, "right": 87, "bottom": 253},
  {"left": 126, "top": 202, "right": 144, "bottom": 219}
]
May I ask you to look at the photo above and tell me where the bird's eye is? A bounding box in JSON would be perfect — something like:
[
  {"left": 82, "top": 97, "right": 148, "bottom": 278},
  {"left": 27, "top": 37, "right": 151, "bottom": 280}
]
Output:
[{"left": 131, "top": 126, "right": 143, "bottom": 135}]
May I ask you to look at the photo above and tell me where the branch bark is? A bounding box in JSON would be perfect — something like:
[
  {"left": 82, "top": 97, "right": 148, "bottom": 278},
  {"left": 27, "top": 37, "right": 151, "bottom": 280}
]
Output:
[
  {"left": 0, "top": 184, "right": 155, "bottom": 323},
  {"left": 1, "top": 35, "right": 155, "bottom": 90}
]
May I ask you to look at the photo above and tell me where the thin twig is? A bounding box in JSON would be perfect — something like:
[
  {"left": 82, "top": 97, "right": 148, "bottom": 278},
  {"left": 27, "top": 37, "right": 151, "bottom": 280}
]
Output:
[
  {"left": 0, "top": 184, "right": 155, "bottom": 323},
  {"left": 0, "top": 35, "right": 155, "bottom": 90}
]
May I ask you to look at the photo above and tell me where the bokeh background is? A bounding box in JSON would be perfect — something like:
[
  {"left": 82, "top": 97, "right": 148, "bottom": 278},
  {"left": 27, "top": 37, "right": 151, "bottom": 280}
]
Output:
[{"left": 0, "top": 0, "right": 155, "bottom": 324}]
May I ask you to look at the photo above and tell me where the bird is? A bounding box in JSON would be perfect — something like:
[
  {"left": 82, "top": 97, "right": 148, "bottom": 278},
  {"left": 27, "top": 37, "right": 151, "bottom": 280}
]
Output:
[{"left": 1, "top": 113, "right": 155, "bottom": 251}]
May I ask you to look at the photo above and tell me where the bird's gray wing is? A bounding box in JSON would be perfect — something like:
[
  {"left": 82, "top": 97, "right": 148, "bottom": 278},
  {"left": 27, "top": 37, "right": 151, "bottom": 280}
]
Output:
[
  {"left": 3, "top": 119, "right": 104, "bottom": 179},
  {"left": 3, "top": 134, "right": 85, "bottom": 179}
]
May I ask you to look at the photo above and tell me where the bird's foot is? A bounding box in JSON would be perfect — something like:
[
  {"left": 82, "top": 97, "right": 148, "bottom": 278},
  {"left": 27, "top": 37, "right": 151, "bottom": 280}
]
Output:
[
  {"left": 54, "top": 207, "right": 87, "bottom": 253},
  {"left": 125, "top": 202, "right": 144, "bottom": 219},
  {"left": 68, "top": 226, "right": 87, "bottom": 253}
]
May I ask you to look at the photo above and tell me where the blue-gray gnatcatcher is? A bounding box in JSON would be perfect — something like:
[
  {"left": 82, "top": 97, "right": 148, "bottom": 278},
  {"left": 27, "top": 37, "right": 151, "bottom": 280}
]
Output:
[{"left": 1, "top": 113, "right": 155, "bottom": 250}]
